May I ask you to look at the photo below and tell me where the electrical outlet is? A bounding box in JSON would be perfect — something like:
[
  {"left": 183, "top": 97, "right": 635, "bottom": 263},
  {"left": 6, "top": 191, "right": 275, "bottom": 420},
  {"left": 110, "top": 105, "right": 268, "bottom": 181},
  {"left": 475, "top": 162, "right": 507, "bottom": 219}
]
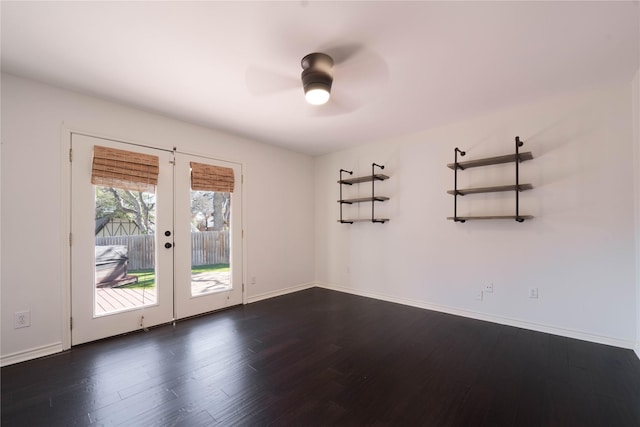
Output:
[
  {"left": 251, "top": 276, "right": 256, "bottom": 285},
  {"left": 485, "top": 283, "right": 494, "bottom": 293},
  {"left": 529, "top": 287, "right": 539, "bottom": 299},
  {"left": 475, "top": 291, "right": 483, "bottom": 301},
  {"left": 14, "top": 311, "right": 30, "bottom": 329}
]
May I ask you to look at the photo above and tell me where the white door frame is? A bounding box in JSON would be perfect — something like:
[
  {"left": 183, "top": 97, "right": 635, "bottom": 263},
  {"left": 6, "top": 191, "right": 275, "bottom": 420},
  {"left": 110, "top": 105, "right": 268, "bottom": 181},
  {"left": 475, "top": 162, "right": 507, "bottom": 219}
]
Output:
[{"left": 60, "top": 127, "right": 246, "bottom": 350}]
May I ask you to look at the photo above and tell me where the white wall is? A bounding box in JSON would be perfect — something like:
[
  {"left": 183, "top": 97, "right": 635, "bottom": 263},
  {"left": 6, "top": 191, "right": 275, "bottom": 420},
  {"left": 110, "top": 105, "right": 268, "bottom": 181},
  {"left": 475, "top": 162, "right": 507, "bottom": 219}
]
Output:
[
  {"left": 1, "top": 73, "right": 315, "bottom": 364},
  {"left": 316, "top": 82, "right": 637, "bottom": 348},
  {"left": 3, "top": 72, "right": 637, "bottom": 364}
]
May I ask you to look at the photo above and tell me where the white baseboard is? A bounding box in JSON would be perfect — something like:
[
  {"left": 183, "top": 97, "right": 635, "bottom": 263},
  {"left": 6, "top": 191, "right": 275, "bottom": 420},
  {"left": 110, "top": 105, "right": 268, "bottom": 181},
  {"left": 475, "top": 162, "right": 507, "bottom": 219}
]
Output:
[
  {"left": 316, "top": 283, "right": 637, "bottom": 350},
  {"left": 246, "top": 282, "right": 316, "bottom": 304},
  {"left": 635, "top": 341, "right": 640, "bottom": 360},
  {"left": 1, "top": 342, "right": 63, "bottom": 367}
]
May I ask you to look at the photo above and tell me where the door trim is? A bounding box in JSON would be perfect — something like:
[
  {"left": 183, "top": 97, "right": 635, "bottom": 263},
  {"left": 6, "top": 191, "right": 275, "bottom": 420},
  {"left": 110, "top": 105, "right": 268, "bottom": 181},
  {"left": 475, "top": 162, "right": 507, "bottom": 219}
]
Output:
[{"left": 60, "top": 126, "right": 71, "bottom": 351}]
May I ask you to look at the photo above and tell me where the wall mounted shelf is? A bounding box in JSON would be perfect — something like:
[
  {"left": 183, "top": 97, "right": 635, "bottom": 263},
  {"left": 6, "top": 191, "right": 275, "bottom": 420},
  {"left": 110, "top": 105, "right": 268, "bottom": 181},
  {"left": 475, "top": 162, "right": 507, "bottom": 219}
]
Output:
[
  {"left": 448, "top": 215, "right": 534, "bottom": 221},
  {"left": 447, "top": 137, "right": 533, "bottom": 223},
  {"left": 339, "top": 174, "right": 389, "bottom": 185},
  {"left": 338, "top": 164, "right": 390, "bottom": 224},
  {"left": 339, "top": 196, "right": 390, "bottom": 203},
  {"left": 447, "top": 184, "right": 533, "bottom": 196},
  {"left": 446, "top": 152, "right": 533, "bottom": 170}
]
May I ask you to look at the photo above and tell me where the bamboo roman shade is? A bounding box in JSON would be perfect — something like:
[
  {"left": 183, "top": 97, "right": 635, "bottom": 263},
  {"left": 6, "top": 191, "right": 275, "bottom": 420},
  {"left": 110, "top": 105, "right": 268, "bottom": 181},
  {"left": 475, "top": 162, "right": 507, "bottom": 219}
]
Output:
[
  {"left": 91, "top": 145, "right": 159, "bottom": 193},
  {"left": 190, "top": 162, "right": 235, "bottom": 193}
]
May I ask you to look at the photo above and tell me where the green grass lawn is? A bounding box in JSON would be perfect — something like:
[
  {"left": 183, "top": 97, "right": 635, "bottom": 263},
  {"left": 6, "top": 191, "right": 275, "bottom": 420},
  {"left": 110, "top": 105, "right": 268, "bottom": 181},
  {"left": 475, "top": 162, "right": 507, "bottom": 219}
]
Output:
[
  {"left": 124, "top": 263, "right": 229, "bottom": 289},
  {"left": 191, "top": 264, "right": 229, "bottom": 274}
]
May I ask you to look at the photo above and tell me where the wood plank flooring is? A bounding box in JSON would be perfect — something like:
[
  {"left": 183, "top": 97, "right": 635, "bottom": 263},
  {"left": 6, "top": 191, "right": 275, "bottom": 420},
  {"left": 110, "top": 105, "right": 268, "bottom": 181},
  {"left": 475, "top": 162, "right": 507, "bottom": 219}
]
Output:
[{"left": 2, "top": 288, "right": 640, "bottom": 426}]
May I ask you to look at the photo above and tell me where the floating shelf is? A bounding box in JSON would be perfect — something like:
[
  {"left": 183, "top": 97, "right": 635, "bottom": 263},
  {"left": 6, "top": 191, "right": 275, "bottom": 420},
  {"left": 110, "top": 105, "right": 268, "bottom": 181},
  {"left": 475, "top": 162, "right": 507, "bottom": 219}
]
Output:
[
  {"left": 338, "top": 165, "right": 390, "bottom": 224},
  {"left": 338, "top": 196, "right": 390, "bottom": 204},
  {"left": 447, "top": 215, "right": 534, "bottom": 221},
  {"left": 338, "top": 174, "right": 389, "bottom": 185},
  {"left": 448, "top": 137, "right": 533, "bottom": 223},
  {"left": 447, "top": 184, "right": 533, "bottom": 196},
  {"left": 338, "top": 218, "right": 390, "bottom": 223},
  {"left": 447, "top": 152, "right": 533, "bottom": 170}
]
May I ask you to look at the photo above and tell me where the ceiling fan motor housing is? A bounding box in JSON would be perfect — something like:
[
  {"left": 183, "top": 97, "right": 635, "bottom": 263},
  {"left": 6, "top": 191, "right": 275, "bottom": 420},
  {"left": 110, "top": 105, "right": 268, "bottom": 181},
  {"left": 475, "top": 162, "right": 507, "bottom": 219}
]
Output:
[{"left": 301, "top": 53, "right": 334, "bottom": 93}]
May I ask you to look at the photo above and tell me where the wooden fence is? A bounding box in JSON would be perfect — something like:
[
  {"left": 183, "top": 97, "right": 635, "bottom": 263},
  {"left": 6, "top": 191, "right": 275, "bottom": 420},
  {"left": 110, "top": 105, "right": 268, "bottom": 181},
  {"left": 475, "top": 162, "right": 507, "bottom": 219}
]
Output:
[{"left": 96, "top": 231, "right": 229, "bottom": 270}]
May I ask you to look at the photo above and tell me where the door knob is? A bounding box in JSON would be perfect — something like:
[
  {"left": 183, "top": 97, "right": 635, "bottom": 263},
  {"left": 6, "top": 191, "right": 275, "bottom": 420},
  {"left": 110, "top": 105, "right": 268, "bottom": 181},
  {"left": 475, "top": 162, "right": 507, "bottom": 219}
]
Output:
[{"left": 165, "top": 242, "right": 173, "bottom": 249}]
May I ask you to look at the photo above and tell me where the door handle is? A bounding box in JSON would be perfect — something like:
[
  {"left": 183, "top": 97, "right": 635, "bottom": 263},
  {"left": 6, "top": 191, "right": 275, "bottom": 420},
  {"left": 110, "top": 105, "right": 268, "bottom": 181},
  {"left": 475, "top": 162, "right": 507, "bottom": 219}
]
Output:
[{"left": 165, "top": 242, "right": 173, "bottom": 249}]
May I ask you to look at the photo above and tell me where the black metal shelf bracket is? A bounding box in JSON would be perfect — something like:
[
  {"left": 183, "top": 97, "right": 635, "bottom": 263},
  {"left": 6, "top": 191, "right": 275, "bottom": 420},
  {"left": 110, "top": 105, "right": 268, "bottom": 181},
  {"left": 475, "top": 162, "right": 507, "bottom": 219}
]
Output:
[
  {"left": 449, "top": 138, "right": 530, "bottom": 223},
  {"left": 453, "top": 148, "right": 466, "bottom": 222},
  {"left": 339, "top": 169, "right": 354, "bottom": 224},
  {"left": 371, "top": 163, "right": 385, "bottom": 223},
  {"left": 515, "top": 136, "right": 525, "bottom": 222}
]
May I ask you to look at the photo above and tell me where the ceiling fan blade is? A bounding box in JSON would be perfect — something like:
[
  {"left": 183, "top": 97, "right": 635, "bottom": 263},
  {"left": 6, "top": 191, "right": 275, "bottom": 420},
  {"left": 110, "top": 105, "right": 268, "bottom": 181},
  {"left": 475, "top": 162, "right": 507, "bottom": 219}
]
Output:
[
  {"left": 245, "top": 66, "right": 298, "bottom": 97},
  {"left": 306, "top": 92, "right": 359, "bottom": 117},
  {"left": 308, "top": 45, "right": 390, "bottom": 117},
  {"left": 321, "top": 43, "right": 364, "bottom": 65}
]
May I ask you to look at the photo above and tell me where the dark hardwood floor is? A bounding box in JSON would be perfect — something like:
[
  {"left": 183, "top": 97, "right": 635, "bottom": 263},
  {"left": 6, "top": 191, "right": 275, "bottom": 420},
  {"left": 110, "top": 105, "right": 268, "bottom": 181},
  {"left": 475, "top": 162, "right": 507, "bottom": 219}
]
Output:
[{"left": 2, "top": 288, "right": 640, "bottom": 426}]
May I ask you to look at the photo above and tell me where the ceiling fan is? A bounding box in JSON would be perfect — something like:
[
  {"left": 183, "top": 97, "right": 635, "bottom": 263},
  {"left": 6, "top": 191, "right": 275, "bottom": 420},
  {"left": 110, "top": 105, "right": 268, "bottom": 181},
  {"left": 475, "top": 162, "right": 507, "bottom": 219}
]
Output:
[{"left": 245, "top": 44, "right": 389, "bottom": 115}]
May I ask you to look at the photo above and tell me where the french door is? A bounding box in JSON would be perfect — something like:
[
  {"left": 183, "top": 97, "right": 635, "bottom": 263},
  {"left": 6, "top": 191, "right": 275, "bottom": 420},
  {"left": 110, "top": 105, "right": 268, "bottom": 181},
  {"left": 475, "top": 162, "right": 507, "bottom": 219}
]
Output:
[
  {"left": 173, "top": 152, "right": 243, "bottom": 319},
  {"left": 70, "top": 134, "right": 242, "bottom": 345}
]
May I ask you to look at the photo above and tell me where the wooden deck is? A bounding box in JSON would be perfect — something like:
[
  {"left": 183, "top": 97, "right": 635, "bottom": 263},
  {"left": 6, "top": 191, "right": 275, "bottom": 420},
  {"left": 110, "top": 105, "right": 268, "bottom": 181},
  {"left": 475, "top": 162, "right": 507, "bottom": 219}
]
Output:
[
  {"left": 95, "top": 271, "right": 230, "bottom": 315},
  {"left": 191, "top": 271, "right": 230, "bottom": 295},
  {"left": 95, "top": 288, "right": 157, "bottom": 316}
]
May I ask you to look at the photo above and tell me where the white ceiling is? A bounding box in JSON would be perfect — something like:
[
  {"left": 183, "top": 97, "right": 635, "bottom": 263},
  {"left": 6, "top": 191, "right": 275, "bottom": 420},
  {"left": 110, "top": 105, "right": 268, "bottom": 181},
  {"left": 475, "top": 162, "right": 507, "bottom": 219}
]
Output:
[{"left": 2, "top": 1, "right": 639, "bottom": 156}]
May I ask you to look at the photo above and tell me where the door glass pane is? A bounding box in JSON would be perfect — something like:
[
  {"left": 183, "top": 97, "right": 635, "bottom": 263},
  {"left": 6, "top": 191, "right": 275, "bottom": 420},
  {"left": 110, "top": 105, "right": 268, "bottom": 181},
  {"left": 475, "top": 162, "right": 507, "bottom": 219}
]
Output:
[
  {"left": 190, "top": 190, "right": 231, "bottom": 296},
  {"left": 94, "top": 186, "right": 157, "bottom": 316}
]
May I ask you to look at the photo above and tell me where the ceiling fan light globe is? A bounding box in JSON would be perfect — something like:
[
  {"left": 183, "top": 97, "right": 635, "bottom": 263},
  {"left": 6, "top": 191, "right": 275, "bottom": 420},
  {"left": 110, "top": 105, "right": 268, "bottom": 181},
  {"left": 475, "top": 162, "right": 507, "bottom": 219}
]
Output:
[
  {"left": 305, "top": 87, "right": 330, "bottom": 105},
  {"left": 301, "top": 53, "right": 334, "bottom": 105}
]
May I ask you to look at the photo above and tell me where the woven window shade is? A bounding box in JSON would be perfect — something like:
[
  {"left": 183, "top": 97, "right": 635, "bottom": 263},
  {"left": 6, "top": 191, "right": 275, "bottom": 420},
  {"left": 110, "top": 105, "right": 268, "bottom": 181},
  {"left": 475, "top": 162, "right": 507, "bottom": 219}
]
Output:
[
  {"left": 190, "top": 162, "right": 235, "bottom": 192},
  {"left": 91, "top": 145, "right": 159, "bottom": 193}
]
